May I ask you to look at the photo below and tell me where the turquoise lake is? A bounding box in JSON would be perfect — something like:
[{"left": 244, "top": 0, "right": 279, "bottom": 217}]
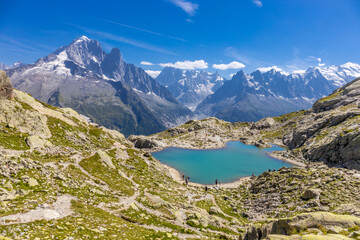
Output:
[{"left": 152, "top": 141, "right": 293, "bottom": 184}]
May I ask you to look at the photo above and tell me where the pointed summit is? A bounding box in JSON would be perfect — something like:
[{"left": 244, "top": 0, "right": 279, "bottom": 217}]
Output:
[{"left": 77, "top": 35, "right": 90, "bottom": 41}]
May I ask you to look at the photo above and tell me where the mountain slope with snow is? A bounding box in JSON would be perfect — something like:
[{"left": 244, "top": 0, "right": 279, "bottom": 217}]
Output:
[
  {"left": 195, "top": 63, "right": 360, "bottom": 122},
  {"left": 6, "top": 36, "right": 193, "bottom": 136},
  {"left": 156, "top": 67, "right": 225, "bottom": 110}
]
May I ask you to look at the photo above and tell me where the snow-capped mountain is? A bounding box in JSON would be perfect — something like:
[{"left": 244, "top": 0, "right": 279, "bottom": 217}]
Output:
[
  {"left": 195, "top": 63, "right": 360, "bottom": 122},
  {"left": 0, "top": 63, "right": 7, "bottom": 70},
  {"left": 6, "top": 36, "right": 193, "bottom": 136},
  {"left": 311, "top": 62, "right": 360, "bottom": 87},
  {"left": 0, "top": 61, "right": 25, "bottom": 70},
  {"left": 156, "top": 67, "right": 225, "bottom": 110}
]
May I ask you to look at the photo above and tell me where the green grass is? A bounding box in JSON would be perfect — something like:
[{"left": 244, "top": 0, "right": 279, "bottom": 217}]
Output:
[
  {"left": 0, "top": 125, "right": 29, "bottom": 150},
  {"left": 318, "top": 90, "right": 343, "bottom": 103},
  {"left": 79, "top": 153, "right": 134, "bottom": 196}
]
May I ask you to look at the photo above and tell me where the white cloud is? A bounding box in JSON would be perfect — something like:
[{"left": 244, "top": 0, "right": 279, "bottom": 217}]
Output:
[
  {"left": 159, "top": 60, "right": 208, "bottom": 70},
  {"left": 212, "top": 61, "right": 245, "bottom": 70},
  {"left": 167, "top": 0, "right": 199, "bottom": 16},
  {"left": 292, "top": 69, "right": 306, "bottom": 74},
  {"left": 145, "top": 70, "right": 161, "bottom": 78},
  {"left": 317, "top": 57, "right": 322, "bottom": 63},
  {"left": 141, "top": 61, "right": 154, "bottom": 66},
  {"left": 318, "top": 63, "right": 326, "bottom": 67},
  {"left": 257, "top": 66, "right": 289, "bottom": 75},
  {"left": 253, "top": 0, "right": 263, "bottom": 7}
]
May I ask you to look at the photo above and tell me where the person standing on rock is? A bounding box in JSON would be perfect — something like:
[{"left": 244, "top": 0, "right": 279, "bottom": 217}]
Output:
[
  {"left": 215, "top": 179, "right": 218, "bottom": 185},
  {"left": 182, "top": 174, "right": 185, "bottom": 180}
]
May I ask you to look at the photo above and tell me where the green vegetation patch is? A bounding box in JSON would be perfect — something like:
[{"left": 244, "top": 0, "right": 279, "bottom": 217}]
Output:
[
  {"left": 79, "top": 153, "right": 134, "bottom": 196},
  {"left": 273, "top": 110, "right": 306, "bottom": 123},
  {"left": 0, "top": 125, "right": 29, "bottom": 150},
  {"left": 318, "top": 90, "right": 343, "bottom": 103}
]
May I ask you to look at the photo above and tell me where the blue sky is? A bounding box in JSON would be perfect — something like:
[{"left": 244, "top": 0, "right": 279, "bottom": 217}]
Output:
[{"left": 1, "top": 0, "right": 360, "bottom": 77}]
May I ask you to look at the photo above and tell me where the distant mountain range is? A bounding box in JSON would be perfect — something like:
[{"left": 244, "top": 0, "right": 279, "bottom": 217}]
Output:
[
  {"left": 194, "top": 63, "right": 360, "bottom": 122},
  {"left": 0, "top": 61, "right": 25, "bottom": 70},
  {"left": 4, "top": 35, "right": 360, "bottom": 134},
  {"left": 156, "top": 67, "right": 225, "bottom": 110},
  {"left": 6, "top": 36, "right": 193, "bottom": 136}
]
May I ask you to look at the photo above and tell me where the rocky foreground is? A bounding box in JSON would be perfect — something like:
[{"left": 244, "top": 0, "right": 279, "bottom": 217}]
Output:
[{"left": 0, "top": 70, "right": 360, "bottom": 239}]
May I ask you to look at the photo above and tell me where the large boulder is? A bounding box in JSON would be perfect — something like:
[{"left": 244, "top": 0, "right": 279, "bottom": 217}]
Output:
[
  {"left": 0, "top": 71, "right": 13, "bottom": 99},
  {"left": 96, "top": 150, "right": 115, "bottom": 169},
  {"left": 128, "top": 135, "right": 165, "bottom": 149},
  {"left": 301, "top": 189, "right": 321, "bottom": 200},
  {"left": 252, "top": 117, "right": 277, "bottom": 130}
]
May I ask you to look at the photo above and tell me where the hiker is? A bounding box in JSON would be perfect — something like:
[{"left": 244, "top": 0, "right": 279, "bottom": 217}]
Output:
[
  {"left": 252, "top": 172, "right": 254, "bottom": 177},
  {"left": 185, "top": 178, "right": 188, "bottom": 185},
  {"left": 205, "top": 186, "right": 208, "bottom": 192},
  {"left": 215, "top": 179, "right": 218, "bottom": 185},
  {"left": 182, "top": 174, "right": 185, "bottom": 180}
]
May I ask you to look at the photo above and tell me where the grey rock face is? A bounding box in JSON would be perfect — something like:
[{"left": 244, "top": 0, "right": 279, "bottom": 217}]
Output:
[
  {"left": 313, "top": 77, "right": 360, "bottom": 113},
  {"left": 127, "top": 135, "right": 165, "bottom": 149},
  {"left": 251, "top": 117, "right": 277, "bottom": 130},
  {"left": 282, "top": 77, "right": 360, "bottom": 169},
  {"left": 156, "top": 67, "right": 225, "bottom": 110},
  {"left": 0, "top": 71, "right": 13, "bottom": 99}
]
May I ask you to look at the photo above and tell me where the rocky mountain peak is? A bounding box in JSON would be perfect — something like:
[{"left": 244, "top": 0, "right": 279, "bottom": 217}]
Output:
[
  {"left": 63, "top": 36, "right": 105, "bottom": 67},
  {"left": 0, "top": 71, "right": 13, "bottom": 99},
  {"left": 101, "top": 48, "right": 125, "bottom": 80}
]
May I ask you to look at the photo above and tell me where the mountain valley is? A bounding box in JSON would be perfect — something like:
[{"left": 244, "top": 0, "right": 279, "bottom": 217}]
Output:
[{"left": 1, "top": 69, "right": 360, "bottom": 239}]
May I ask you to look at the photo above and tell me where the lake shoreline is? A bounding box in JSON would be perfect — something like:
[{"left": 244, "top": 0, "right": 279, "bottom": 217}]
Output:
[
  {"left": 163, "top": 162, "right": 252, "bottom": 188},
  {"left": 154, "top": 140, "right": 302, "bottom": 188}
]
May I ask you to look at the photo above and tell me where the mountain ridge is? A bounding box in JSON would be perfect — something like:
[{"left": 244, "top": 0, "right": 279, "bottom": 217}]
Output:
[
  {"left": 194, "top": 63, "right": 360, "bottom": 122},
  {"left": 6, "top": 36, "right": 193, "bottom": 136}
]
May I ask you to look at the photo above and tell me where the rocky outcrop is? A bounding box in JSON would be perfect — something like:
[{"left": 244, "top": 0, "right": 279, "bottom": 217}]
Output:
[
  {"left": 128, "top": 135, "right": 165, "bottom": 149},
  {"left": 278, "top": 77, "right": 360, "bottom": 169},
  {"left": 313, "top": 77, "right": 360, "bottom": 113},
  {"left": 251, "top": 117, "right": 277, "bottom": 130},
  {"left": 0, "top": 71, "right": 13, "bottom": 99},
  {"left": 244, "top": 212, "right": 360, "bottom": 240}
]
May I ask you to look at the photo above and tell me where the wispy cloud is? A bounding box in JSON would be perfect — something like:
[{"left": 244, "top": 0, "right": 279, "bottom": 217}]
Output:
[
  {"left": 141, "top": 61, "right": 154, "bottom": 66},
  {"left": 159, "top": 59, "right": 208, "bottom": 69},
  {"left": 65, "top": 23, "right": 176, "bottom": 55},
  {"left": 253, "top": 0, "right": 263, "bottom": 7},
  {"left": 167, "top": 0, "right": 199, "bottom": 16},
  {"left": 224, "top": 47, "right": 271, "bottom": 68},
  {"left": 0, "top": 35, "right": 54, "bottom": 54},
  {"left": 213, "top": 61, "right": 245, "bottom": 70},
  {"left": 91, "top": 31, "right": 176, "bottom": 55},
  {"left": 145, "top": 70, "right": 161, "bottom": 78},
  {"left": 0, "top": 34, "right": 56, "bottom": 57},
  {"left": 96, "top": 18, "right": 189, "bottom": 42}
]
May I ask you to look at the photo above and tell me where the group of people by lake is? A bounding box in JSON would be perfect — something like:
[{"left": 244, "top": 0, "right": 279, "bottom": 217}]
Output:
[
  {"left": 182, "top": 174, "right": 222, "bottom": 190},
  {"left": 182, "top": 174, "right": 190, "bottom": 185}
]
